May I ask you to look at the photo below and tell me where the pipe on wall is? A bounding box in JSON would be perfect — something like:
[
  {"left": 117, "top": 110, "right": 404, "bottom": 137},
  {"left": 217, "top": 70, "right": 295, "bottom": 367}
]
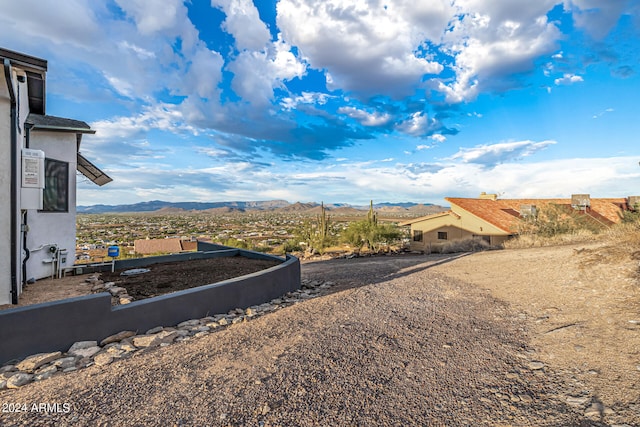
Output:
[{"left": 3, "top": 58, "right": 19, "bottom": 304}]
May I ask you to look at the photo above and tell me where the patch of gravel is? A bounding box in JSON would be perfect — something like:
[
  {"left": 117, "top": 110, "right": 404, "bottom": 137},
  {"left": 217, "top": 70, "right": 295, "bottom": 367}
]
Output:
[{"left": 0, "top": 253, "right": 626, "bottom": 426}]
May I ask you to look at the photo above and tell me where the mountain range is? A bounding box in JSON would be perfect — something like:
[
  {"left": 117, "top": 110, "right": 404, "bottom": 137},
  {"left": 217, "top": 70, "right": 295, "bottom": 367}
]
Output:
[{"left": 77, "top": 200, "right": 447, "bottom": 215}]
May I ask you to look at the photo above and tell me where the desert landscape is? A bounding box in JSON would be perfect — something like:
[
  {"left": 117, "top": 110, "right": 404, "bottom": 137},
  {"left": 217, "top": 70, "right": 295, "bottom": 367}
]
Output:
[{"left": 1, "top": 238, "right": 638, "bottom": 426}]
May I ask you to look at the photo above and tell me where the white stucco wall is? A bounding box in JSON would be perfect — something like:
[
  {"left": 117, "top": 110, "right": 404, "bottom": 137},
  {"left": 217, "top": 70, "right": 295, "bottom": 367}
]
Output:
[
  {"left": 25, "top": 132, "right": 77, "bottom": 281},
  {"left": 0, "top": 72, "right": 13, "bottom": 305}
]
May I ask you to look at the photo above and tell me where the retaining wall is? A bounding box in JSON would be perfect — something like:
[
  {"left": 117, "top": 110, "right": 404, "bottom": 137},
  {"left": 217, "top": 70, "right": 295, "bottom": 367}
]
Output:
[{"left": 0, "top": 247, "right": 300, "bottom": 364}]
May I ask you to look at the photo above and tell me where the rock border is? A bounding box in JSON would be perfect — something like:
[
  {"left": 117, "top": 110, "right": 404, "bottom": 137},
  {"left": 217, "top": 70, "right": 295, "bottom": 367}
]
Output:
[{"left": 0, "top": 278, "right": 333, "bottom": 390}]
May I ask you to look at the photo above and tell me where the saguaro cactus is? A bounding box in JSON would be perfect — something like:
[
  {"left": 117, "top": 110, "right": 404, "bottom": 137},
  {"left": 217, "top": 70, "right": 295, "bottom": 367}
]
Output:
[
  {"left": 367, "top": 200, "right": 378, "bottom": 226},
  {"left": 317, "top": 202, "right": 330, "bottom": 245}
]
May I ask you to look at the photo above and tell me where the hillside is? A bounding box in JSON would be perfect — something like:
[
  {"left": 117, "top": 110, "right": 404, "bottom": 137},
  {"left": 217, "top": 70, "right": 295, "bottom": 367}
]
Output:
[{"left": 77, "top": 199, "right": 447, "bottom": 215}]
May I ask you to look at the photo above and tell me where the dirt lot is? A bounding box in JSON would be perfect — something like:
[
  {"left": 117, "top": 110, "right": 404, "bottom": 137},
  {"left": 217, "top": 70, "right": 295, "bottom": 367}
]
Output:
[
  {"left": 0, "top": 256, "right": 281, "bottom": 309},
  {"left": 100, "top": 256, "right": 281, "bottom": 300},
  {"left": 1, "top": 244, "right": 639, "bottom": 426}
]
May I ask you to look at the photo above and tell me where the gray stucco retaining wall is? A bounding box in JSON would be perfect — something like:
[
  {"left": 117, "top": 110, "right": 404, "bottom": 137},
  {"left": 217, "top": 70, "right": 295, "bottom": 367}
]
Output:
[{"left": 0, "top": 248, "right": 300, "bottom": 364}]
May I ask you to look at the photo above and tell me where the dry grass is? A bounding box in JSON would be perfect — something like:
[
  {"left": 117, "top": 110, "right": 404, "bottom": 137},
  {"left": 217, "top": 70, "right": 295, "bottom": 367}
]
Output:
[{"left": 503, "top": 229, "right": 600, "bottom": 249}]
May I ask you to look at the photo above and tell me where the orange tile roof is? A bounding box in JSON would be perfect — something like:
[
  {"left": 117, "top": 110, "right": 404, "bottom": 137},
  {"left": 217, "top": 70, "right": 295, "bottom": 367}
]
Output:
[
  {"left": 446, "top": 197, "right": 627, "bottom": 233},
  {"left": 134, "top": 239, "right": 196, "bottom": 255}
]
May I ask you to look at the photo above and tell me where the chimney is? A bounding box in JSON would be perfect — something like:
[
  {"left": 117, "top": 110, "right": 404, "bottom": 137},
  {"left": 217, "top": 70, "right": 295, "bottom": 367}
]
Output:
[
  {"left": 520, "top": 204, "right": 537, "bottom": 218},
  {"left": 479, "top": 192, "right": 498, "bottom": 201},
  {"left": 571, "top": 194, "right": 590, "bottom": 209}
]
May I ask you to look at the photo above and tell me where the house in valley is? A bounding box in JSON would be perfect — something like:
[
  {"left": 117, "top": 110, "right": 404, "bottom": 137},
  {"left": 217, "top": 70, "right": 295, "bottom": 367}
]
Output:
[
  {"left": 401, "top": 192, "right": 635, "bottom": 252},
  {"left": 1, "top": 48, "right": 112, "bottom": 304},
  {"left": 134, "top": 238, "right": 198, "bottom": 255}
]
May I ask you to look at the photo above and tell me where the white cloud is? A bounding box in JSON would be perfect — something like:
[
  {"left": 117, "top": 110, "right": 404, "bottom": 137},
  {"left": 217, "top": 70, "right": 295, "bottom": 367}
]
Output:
[
  {"left": 184, "top": 47, "right": 225, "bottom": 99},
  {"left": 416, "top": 145, "right": 431, "bottom": 151},
  {"left": 338, "top": 107, "right": 392, "bottom": 127},
  {"left": 592, "top": 107, "right": 615, "bottom": 119},
  {"left": 396, "top": 112, "right": 443, "bottom": 136},
  {"left": 449, "top": 140, "right": 557, "bottom": 166},
  {"left": 211, "top": 0, "right": 271, "bottom": 51},
  {"left": 89, "top": 103, "right": 196, "bottom": 144},
  {"left": 281, "top": 92, "right": 331, "bottom": 110},
  {"left": 0, "top": 0, "right": 101, "bottom": 49},
  {"left": 115, "top": 0, "right": 188, "bottom": 36},
  {"left": 276, "top": 0, "right": 446, "bottom": 97},
  {"left": 438, "top": 1, "right": 561, "bottom": 102},
  {"left": 563, "top": 0, "right": 629, "bottom": 40},
  {"left": 227, "top": 37, "right": 306, "bottom": 106},
  {"left": 431, "top": 134, "right": 447, "bottom": 143},
  {"left": 554, "top": 73, "right": 584, "bottom": 85}
]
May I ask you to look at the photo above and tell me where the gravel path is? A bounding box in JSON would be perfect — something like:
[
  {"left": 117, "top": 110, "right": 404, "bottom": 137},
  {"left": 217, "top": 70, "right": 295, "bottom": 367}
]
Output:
[{"left": 0, "top": 253, "right": 621, "bottom": 426}]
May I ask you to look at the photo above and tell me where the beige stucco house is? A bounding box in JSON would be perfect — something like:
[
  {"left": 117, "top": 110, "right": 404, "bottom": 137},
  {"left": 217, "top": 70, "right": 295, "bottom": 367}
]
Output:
[
  {"left": 401, "top": 193, "right": 634, "bottom": 252},
  {"left": 1, "top": 48, "right": 111, "bottom": 304}
]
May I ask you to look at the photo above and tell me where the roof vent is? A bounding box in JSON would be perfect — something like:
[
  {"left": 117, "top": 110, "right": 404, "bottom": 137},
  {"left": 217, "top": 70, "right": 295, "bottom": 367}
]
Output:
[
  {"left": 479, "top": 192, "right": 498, "bottom": 201},
  {"left": 571, "top": 194, "right": 590, "bottom": 209},
  {"left": 520, "top": 204, "right": 537, "bottom": 218}
]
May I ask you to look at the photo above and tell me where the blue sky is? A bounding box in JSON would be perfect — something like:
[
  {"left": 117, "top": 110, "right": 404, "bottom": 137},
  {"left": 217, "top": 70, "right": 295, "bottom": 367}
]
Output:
[{"left": 2, "top": 0, "right": 639, "bottom": 206}]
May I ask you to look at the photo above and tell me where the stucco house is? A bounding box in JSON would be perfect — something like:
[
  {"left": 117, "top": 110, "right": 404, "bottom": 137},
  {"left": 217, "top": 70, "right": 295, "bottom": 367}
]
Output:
[
  {"left": 1, "top": 48, "right": 111, "bottom": 304},
  {"left": 401, "top": 192, "right": 636, "bottom": 252}
]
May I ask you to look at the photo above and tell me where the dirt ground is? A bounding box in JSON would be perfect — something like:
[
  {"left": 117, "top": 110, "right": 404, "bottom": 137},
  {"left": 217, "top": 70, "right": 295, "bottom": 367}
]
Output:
[
  {"left": 0, "top": 256, "right": 281, "bottom": 309},
  {"left": 1, "top": 244, "right": 639, "bottom": 426},
  {"left": 100, "top": 256, "right": 281, "bottom": 300}
]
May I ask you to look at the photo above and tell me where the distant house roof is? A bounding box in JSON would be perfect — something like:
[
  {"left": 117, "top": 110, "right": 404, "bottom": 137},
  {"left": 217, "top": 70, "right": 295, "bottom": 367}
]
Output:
[
  {"left": 445, "top": 197, "right": 627, "bottom": 233},
  {"left": 134, "top": 239, "right": 198, "bottom": 255}
]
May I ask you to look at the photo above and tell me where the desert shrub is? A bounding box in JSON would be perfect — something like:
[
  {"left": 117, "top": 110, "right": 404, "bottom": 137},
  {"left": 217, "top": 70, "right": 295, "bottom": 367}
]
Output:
[
  {"left": 431, "top": 237, "right": 492, "bottom": 254},
  {"left": 221, "top": 237, "right": 252, "bottom": 250},
  {"left": 341, "top": 220, "right": 402, "bottom": 251}
]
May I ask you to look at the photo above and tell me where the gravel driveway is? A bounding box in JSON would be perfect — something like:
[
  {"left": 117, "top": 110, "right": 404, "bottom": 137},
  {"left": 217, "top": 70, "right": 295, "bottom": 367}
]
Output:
[{"left": 0, "top": 253, "right": 622, "bottom": 426}]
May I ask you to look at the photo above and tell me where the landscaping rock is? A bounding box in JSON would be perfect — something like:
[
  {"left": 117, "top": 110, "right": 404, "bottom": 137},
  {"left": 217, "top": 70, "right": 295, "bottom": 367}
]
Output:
[
  {"left": 133, "top": 330, "right": 178, "bottom": 348},
  {"left": 68, "top": 341, "right": 98, "bottom": 352},
  {"left": 100, "top": 330, "right": 136, "bottom": 346},
  {"left": 146, "top": 326, "right": 164, "bottom": 335},
  {"left": 6, "top": 373, "right": 33, "bottom": 388},
  {"left": 16, "top": 352, "right": 62, "bottom": 373},
  {"left": 527, "top": 361, "right": 545, "bottom": 370},
  {"left": 94, "top": 353, "right": 114, "bottom": 366},
  {"left": 108, "top": 286, "right": 127, "bottom": 296},
  {"left": 53, "top": 357, "right": 77, "bottom": 370},
  {"left": 34, "top": 365, "right": 58, "bottom": 381},
  {"left": 69, "top": 346, "right": 101, "bottom": 359},
  {"left": 178, "top": 319, "right": 200, "bottom": 328}
]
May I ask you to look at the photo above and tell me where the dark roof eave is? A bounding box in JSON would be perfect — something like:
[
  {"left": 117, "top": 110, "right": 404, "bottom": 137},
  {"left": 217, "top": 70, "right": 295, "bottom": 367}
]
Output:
[
  {"left": 26, "top": 113, "right": 94, "bottom": 134},
  {"left": 0, "top": 48, "right": 47, "bottom": 72},
  {"left": 30, "top": 125, "right": 96, "bottom": 134}
]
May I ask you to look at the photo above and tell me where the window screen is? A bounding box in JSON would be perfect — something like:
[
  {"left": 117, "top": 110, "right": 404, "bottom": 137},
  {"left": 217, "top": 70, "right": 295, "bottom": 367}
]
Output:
[{"left": 42, "top": 158, "right": 69, "bottom": 212}]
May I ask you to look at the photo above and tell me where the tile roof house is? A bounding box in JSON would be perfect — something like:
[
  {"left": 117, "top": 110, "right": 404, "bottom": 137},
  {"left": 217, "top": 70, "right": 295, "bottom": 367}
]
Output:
[
  {"left": 1, "top": 48, "right": 111, "bottom": 304},
  {"left": 400, "top": 193, "right": 635, "bottom": 252}
]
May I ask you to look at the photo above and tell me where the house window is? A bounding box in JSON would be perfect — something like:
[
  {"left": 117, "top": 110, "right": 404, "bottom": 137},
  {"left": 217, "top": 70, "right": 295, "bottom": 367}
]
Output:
[
  {"left": 42, "top": 158, "right": 69, "bottom": 212},
  {"left": 437, "top": 231, "right": 448, "bottom": 240},
  {"left": 412, "top": 230, "right": 423, "bottom": 242}
]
